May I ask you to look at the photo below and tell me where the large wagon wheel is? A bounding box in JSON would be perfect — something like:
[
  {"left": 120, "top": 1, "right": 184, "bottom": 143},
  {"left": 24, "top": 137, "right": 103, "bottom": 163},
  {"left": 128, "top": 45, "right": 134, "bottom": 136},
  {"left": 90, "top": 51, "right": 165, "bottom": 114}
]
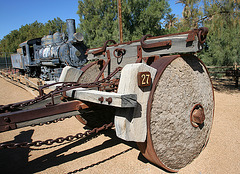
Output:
[
  {"left": 137, "top": 54, "right": 214, "bottom": 172},
  {"left": 75, "top": 60, "right": 115, "bottom": 128}
]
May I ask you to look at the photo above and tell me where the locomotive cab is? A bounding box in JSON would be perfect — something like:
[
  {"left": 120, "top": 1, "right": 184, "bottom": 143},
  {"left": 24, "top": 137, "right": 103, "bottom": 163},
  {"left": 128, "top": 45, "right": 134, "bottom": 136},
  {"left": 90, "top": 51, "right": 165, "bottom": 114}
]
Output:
[{"left": 11, "top": 38, "right": 42, "bottom": 76}]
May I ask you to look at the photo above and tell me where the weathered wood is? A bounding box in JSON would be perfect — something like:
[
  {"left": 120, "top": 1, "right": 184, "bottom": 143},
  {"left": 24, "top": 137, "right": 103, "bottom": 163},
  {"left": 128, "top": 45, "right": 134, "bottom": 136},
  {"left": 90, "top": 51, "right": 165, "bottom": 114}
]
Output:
[
  {"left": 87, "top": 33, "right": 201, "bottom": 61},
  {"left": 86, "top": 33, "right": 202, "bottom": 78},
  {"left": 66, "top": 89, "right": 137, "bottom": 108},
  {"left": 115, "top": 63, "right": 157, "bottom": 142}
]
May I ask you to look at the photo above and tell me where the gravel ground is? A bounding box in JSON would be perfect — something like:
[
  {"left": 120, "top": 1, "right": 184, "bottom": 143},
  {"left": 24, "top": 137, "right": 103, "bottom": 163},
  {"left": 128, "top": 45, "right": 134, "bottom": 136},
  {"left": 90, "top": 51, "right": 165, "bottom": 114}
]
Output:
[{"left": 0, "top": 77, "right": 239, "bottom": 174}]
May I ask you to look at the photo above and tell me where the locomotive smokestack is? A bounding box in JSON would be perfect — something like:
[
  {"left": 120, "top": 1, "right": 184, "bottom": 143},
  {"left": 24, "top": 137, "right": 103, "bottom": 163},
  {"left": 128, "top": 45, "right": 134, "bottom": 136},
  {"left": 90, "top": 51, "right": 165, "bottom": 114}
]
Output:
[{"left": 66, "top": 19, "right": 76, "bottom": 42}]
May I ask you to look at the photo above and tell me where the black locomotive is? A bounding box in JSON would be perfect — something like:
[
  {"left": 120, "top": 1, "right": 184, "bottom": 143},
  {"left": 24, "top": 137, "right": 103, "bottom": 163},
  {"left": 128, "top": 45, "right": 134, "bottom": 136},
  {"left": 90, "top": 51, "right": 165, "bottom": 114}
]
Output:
[{"left": 11, "top": 19, "right": 88, "bottom": 81}]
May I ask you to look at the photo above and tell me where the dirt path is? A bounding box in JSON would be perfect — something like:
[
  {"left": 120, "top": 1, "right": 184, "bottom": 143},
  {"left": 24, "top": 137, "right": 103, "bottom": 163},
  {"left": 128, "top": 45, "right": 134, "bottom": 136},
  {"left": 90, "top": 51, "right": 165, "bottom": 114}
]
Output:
[{"left": 0, "top": 77, "right": 239, "bottom": 174}]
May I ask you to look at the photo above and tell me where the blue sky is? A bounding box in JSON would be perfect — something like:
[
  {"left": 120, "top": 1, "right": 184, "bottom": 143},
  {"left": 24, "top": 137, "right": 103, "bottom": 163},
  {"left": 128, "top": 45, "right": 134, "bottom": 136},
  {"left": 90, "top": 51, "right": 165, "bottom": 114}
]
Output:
[{"left": 0, "top": 0, "right": 183, "bottom": 40}]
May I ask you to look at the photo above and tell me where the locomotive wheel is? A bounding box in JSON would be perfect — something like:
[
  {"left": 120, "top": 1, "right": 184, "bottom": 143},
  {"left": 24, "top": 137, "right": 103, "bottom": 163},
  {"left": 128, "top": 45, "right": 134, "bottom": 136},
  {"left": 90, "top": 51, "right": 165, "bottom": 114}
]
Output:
[
  {"left": 75, "top": 60, "right": 115, "bottom": 128},
  {"left": 137, "top": 54, "right": 214, "bottom": 172}
]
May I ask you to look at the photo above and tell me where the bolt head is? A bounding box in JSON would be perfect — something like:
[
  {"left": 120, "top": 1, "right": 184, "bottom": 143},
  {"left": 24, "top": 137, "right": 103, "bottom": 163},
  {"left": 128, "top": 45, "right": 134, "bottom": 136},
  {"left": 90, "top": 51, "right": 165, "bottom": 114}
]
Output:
[
  {"left": 4, "top": 125, "right": 11, "bottom": 130},
  {"left": 192, "top": 108, "right": 205, "bottom": 124},
  {"left": 3, "top": 117, "right": 10, "bottom": 123}
]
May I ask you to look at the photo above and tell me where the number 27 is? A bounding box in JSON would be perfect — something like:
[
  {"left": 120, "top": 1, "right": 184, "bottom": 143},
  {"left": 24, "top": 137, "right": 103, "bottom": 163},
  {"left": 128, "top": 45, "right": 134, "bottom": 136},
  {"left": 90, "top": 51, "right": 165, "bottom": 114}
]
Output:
[
  {"left": 138, "top": 72, "right": 151, "bottom": 87},
  {"left": 141, "top": 73, "right": 150, "bottom": 85}
]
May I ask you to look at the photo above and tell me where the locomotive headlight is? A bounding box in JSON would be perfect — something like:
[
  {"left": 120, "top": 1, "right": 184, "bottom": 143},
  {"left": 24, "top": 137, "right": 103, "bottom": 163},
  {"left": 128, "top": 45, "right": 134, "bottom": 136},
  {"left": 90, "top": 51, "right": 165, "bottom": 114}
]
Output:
[{"left": 75, "top": 50, "right": 81, "bottom": 57}]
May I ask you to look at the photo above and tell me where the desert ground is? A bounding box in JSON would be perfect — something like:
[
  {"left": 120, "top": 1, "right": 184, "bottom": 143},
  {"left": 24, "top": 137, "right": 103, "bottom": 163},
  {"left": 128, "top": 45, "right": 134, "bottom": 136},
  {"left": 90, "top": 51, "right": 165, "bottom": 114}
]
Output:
[{"left": 0, "top": 77, "right": 239, "bottom": 174}]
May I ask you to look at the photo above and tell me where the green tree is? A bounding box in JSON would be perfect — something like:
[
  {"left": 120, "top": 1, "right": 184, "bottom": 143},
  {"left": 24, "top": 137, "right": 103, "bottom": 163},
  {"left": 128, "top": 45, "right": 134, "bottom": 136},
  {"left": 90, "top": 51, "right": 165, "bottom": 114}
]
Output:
[
  {"left": 176, "top": 0, "right": 203, "bottom": 30},
  {"left": 77, "top": 0, "right": 171, "bottom": 47},
  {"left": 173, "top": 0, "right": 239, "bottom": 66},
  {"left": 0, "top": 18, "right": 66, "bottom": 55},
  {"left": 199, "top": 0, "right": 240, "bottom": 65},
  {"left": 165, "top": 14, "right": 178, "bottom": 29},
  {"left": 44, "top": 17, "right": 66, "bottom": 35}
]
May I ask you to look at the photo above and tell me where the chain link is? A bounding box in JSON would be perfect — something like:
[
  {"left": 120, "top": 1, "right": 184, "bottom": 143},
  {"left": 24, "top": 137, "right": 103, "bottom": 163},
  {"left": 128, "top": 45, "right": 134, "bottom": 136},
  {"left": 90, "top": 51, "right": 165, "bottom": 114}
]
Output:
[
  {"left": 0, "top": 122, "right": 113, "bottom": 149},
  {"left": 0, "top": 67, "right": 120, "bottom": 149},
  {"left": 0, "top": 67, "right": 122, "bottom": 113},
  {"left": 31, "top": 115, "right": 73, "bottom": 127}
]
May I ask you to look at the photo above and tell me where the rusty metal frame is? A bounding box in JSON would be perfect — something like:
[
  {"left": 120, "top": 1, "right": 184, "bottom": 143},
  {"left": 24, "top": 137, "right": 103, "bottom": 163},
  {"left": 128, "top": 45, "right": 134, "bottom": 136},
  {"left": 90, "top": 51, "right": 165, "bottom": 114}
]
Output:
[
  {"left": 142, "top": 55, "right": 160, "bottom": 66},
  {"left": 94, "top": 50, "right": 111, "bottom": 81},
  {"left": 136, "top": 45, "right": 143, "bottom": 63},
  {"left": 87, "top": 28, "right": 208, "bottom": 53},
  {"left": 140, "top": 34, "right": 172, "bottom": 49},
  {"left": 92, "top": 40, "right": 117, "bottom": 55},
  {"left": 0, "top": 100, "right": 89, "bottom": 132},
  {"left": 137, "top": 55, "right": 180, "bottom": 173}
]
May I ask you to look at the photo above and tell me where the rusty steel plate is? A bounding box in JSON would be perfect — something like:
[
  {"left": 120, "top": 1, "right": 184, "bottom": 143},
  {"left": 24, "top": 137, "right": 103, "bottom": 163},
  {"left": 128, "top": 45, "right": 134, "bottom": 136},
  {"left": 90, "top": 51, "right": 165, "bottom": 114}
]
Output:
[{"left": 137, "top": 54, "right": 214, "bottom": 172}]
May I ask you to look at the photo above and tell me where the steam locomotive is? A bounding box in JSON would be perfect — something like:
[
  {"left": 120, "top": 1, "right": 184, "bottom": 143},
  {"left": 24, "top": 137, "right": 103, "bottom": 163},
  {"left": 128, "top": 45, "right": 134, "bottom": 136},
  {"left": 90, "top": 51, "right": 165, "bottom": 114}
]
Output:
[{"left": 11, "top": 19, "right": 88, "bottom": 81}]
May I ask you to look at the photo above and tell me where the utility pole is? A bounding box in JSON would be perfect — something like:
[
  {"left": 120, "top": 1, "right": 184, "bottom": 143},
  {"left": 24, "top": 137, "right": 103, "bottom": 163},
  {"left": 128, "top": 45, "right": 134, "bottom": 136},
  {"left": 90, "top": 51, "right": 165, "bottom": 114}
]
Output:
[{"left": 118, "top": 0, "right": 123, "bottom": 43}]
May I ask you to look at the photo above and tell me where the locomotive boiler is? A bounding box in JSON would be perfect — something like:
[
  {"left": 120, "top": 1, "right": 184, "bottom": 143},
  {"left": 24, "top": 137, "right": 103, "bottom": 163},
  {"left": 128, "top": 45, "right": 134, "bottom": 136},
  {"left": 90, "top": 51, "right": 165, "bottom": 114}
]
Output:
[{"left": 11, "top": 19, "right": 87, "bottom": 81}]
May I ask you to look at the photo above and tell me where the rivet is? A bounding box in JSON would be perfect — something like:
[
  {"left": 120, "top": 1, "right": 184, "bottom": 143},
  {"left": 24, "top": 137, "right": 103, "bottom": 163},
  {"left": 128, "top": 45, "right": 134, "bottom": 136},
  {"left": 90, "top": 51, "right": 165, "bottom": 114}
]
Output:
[
  {"left": 3, "top": 117, "right": 10, "bottom": 123},
  {"left": 98, "top": 97, "right": 104, "bottom": 103},
  {"left": 106, "top": 97, "right": 112, "bottom": 104},
  {"left": 4, "top": 125, "right": 11, "bottom": 130}
]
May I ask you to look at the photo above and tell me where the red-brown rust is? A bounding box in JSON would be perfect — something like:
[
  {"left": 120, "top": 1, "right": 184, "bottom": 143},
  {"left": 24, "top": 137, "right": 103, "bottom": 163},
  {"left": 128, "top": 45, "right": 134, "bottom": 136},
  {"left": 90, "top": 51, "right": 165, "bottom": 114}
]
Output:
[
  {"left": 198, "top": 27, "right": 209, "bottom": 44},
  {"left": 75, "top": 115, "right": 87, "bottom": 125},
  {"left": 137, "top": 55, "right": 180, "bottom": 173},
  {"left": 186, "top": 29, "right": 197, "bottom": 42},
  {"left": 106, "top": 97, "right": 112, "bottom": 104},
  {"left": 143, "top": 55, "right": 160, "bottom": 66},
  {"left": 0, "top": 100, "right": 88, "bottom": 132},
  {"left": 141, "top": 34, "right": 172, "bottom": 49},
  {"left": 98, "top": 97, "right": 104, "bottom": 103},
  {"left": 137, "top": 54, "right": 214, "bottom": 172},
  {"left": 92, "top": 40, "right": 117, "bottom": 55},
  {"left": 86, "top": 29, "right": 204, "bottom": 53},
  {"left": 190, "top": 104, "right": 205, "bottom": 127},
  {"left": 0, "top": 122, "right": 114, "bottom": 149},
  {"left": 136, "top": 46, "right": 142, "bottom": 63},
  {"left": 113, "top": 48, "right": 126, "bottom": 58},
  {"left": 94, "top": 50, "right": 111, "bottom": 82},
  {"left": 86, "top": 28, "right": 208, "bottom": 57}
]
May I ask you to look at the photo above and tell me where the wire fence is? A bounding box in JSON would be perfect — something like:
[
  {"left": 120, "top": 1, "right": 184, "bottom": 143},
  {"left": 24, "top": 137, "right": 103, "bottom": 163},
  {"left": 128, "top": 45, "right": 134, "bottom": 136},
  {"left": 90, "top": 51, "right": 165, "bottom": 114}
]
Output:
[
  {"left": 0, "top": 52, "right": 13, "bottom": 70},
  {"left": 207, "top": 65, "right": 240, "bottom": 88}
]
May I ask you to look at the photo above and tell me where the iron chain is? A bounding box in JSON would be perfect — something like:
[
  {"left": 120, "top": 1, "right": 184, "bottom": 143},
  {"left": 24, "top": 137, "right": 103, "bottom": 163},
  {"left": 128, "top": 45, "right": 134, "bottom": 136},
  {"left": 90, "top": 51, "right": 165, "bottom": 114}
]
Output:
[
  {"left": 0, "top": 122, "right": 113, "bottom": 149},
  {"left": 0, "top": 67, "right": 122, "bottom": 113}
]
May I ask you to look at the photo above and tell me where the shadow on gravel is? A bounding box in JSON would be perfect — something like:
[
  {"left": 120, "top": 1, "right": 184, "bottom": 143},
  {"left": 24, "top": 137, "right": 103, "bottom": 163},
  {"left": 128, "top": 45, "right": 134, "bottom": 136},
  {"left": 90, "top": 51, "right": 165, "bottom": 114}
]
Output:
[
  {"left": 212, "top": 78, "right": 240, "bottom": 93},
  {"left": 0, "top": 128, "right": 139, "bottom": 174},
  {"left": 26, "top": 129, "right": 137, "bottom": 173},
  {"left": 0, "top": 130, "right": 34, "bottom": 174}
]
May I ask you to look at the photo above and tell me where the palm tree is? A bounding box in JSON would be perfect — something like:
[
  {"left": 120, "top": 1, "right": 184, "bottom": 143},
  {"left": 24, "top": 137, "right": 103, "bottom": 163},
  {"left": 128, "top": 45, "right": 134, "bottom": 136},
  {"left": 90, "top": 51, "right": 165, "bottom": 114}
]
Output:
[{"left": 165, "top": 14, "right": 178, "bottom": 29}]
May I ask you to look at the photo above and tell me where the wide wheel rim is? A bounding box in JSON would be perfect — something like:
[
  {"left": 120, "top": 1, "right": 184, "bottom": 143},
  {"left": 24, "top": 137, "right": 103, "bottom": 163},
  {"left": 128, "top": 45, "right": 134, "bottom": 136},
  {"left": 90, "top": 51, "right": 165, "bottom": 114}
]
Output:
[{"left": 137, "top": 54, "right": 214, "bottom": 172}]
